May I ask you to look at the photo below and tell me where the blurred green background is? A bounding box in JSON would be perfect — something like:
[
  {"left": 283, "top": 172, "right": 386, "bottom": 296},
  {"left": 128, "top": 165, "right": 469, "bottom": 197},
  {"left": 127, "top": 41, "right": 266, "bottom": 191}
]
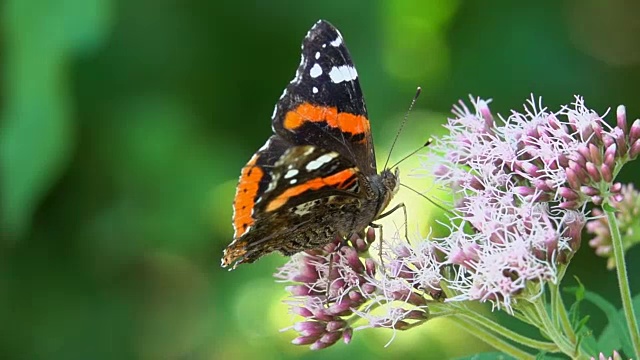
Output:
[{"left": 2, "top": 0, "right": 640, "bottom": 359}]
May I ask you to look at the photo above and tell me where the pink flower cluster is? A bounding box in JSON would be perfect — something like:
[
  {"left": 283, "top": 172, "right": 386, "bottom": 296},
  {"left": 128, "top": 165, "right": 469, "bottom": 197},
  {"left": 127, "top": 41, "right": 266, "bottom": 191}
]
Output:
[
  {"left": 426, "top": 96, "right": 638, "bottom": 311},
  {"left": 275, "top": 229, "right": 434, "bottom": 349},
  {"left": 275, "top": 95, "right": 640, "bottom": 348}
]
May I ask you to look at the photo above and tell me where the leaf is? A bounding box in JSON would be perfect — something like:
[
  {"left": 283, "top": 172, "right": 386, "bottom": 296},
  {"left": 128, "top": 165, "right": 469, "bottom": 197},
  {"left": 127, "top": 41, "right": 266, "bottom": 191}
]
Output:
[
  {"left": 597, "top": 292, "right": 640, "bottom": 356},
  {"left": 563, "top": 281, "right": 603, "bottom": 355},
  {"left": 602, "top": 202, "right": 617, "bottom": 213},
  {"left": 0, "top": 0, "right": 112, "bottom": 240},
  {"left": 566, "top": 277, "right": 586, "bottom": 329}
]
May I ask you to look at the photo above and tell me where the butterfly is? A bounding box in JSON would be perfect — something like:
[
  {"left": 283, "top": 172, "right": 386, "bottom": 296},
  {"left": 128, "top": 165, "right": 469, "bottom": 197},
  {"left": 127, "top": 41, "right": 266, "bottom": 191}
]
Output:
[{"left": 222, "top": 20, "right": 400, "bottom": 269}]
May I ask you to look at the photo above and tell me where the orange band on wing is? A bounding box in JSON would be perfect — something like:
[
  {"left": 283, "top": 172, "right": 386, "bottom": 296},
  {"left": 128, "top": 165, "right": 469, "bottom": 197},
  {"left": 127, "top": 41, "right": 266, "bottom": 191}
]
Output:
[
  {"left": 266, "top": 168, "right": 357, "bottom": 212},
  {"left": 233, "top": 156, "right": 264, "bottom": 238},
  {"left": 284, "top": 102, "right": 370, "bottom": 136}
]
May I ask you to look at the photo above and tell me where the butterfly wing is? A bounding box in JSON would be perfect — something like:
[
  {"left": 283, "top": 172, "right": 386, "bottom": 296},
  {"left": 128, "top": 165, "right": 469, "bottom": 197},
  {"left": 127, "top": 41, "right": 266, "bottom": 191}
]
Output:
[
  {"left": 271, "top": 20, "right": 377, "bottom": 176},
  {"left": 223, "top": 20, "right": 382, "bottom": 269},
  {"left": 224, "top": 140, "right": 365, "bottom": 268}
]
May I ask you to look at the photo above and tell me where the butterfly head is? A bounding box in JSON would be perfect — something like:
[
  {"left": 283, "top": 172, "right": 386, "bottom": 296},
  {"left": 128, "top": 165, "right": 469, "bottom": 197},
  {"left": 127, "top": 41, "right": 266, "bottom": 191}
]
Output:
[
  {"left": 376, "top": 167, "right": 400, "bottom": 215},
  {"left": 382, "top": 167, "right": 400, "bottom": 196}
]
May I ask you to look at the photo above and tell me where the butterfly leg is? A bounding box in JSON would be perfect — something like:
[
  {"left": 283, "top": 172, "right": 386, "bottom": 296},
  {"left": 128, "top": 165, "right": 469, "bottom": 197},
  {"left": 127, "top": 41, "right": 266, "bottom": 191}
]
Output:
[
  {"left": 325, "top": 251, "right": 335, "bottom": 302},
  {"left": 366, "top": 222, "right": 386, "bottom": 268},
  {"left": 369, "top": 202, "right": 409, "bottom": 272},
  {"left": 374, "top": 202, "right": 409, "bottom": 243},
  {"left": 324, "top": 235, "right": 349, "bottom": 303}
]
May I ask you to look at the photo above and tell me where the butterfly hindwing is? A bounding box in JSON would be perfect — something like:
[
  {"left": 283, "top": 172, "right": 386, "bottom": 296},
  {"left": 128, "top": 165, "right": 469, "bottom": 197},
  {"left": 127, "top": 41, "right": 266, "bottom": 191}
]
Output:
[{"left": 225, "top": 142, "right": 365, "bottom": 268}]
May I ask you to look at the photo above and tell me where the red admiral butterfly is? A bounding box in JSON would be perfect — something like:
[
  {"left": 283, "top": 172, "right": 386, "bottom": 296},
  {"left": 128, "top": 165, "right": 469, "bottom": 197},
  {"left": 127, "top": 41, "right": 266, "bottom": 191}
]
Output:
[{"left": 222, "top": 20, "right": 400, "bottom": 269}]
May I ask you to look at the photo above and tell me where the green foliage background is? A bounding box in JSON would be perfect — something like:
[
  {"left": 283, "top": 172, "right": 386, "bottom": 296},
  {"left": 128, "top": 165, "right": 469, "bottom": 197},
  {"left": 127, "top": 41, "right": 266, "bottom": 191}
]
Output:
[{"left": 2, "top": 1, "right": 640, "bottom": 359}]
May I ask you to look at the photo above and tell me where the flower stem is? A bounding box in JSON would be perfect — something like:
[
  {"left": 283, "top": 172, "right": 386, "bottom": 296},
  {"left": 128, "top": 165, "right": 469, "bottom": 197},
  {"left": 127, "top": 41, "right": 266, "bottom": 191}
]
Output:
[
  {"left": 532, "top": 299, "right": 587, "bottom": 358},
  {"left": 550, "top": 281, "right": 577, "bottom": 344},
  {"left": 456, "top": 310, "right": 558, "bottom": 352},
  {"left": 605, "top": 206, "right": 640, "bottom": 358},
  {"left": 450, "top": 316, "right": 536, "bottom": 360}
]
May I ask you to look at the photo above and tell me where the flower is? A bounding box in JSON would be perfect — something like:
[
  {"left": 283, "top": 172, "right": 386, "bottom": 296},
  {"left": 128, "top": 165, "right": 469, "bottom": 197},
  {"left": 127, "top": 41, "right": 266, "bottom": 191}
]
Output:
[
  {"left": 420, "top": 95, "right": 634, "bottom": 311},
  {"left": 591, "top": 350, "right": 623, "bottom": 360},
  {"left": 273, "top": 95, "right": 639, "bottom": 355},
  {"left": 275, "top": 229, "right": 434, "bottom": 350},
  {"left": 586, "top": 183, "right": 640, "bottom": 269}
]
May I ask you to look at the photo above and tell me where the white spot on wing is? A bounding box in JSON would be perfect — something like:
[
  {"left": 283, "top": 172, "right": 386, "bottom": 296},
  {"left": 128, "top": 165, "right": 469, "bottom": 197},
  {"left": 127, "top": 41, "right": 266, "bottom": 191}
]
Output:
[
  {"left": 312, "top": 87, "right": 318, "bottom": 94},
  {"left": 310, "top": 63, "right": 322, "bottom": 78},
  {"left": 330, "top": 36, "right": 342, "bottom": 47},
  {"left": 329, "top": 65, "right": 358, "bottom": 84},
  {"left": 305, "top": 153, "right": 335, "bottom": 171},
  {"left": 290, "top": 179, "right": 297, "bottom": 184},
  {"left": 284, "top": 169, "right": 299, "bottom": 179},
  {"left": 266, "top": 179, "right": 277, "bottom": 193},
  {"left": 315, "top": 51, "right": 320, "bottom": 59},
  {"left": 293, "top": 200, "right": 319, "bottom": 215}
]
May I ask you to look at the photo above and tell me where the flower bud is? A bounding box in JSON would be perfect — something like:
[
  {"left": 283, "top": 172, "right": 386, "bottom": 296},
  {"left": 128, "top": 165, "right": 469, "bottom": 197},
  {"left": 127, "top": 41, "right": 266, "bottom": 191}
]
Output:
[
  {"left": 580, "top": 186, "right": 600, "bottom": 197},
  {"left": 630, "top": 139, "right": 640, "bottom": 159},
  {"left": 326, "top": 320, "right": 347, "bottom": 332},
  {"left": 588, "top": 144, "right": 602, "bottom": 165},
  {"left": 611, "top": 182, "right": 622, "bottom": 193},
  {"left": 311, "top": 332, "right": 341, "bottom": 350},
  {"left": 559, "top": 201, "right": 580, "bottom": 209},
  {"left": 603, "top": 134, "right": 615, "bottom": 150},
  {"left": 601, "top": 163, "right": 613, "bottom": 183},
  {"left": 293, "top": 335, "right": 321, "bottom": 345},
  {"left": 604, "top": 144, "right": 617, "bottom": 168},
  {"left": 629, "top": 119, "right": 640, "bottom": 145},
  {"left": 585, "top": 162, "right": 601, "bottom": 182},
  {"left": 342, "top": 327, "right": 353, "bottom": 344},
  {"left": 294, "top": 321, "right": 326, "bottom": 337},
  {"left": 577, "top": 145, "right": 591, "bottom": 162},
  {"left": 565, "top": 168, "right": 581, "bottom": 190},
  {"left": 520, "top": 161, "right": 541, "bottom": 178},
  {"left": 477, "top": 99, "right": 495, "bottom": 129},
  {"left": 616, "top": 105, "right": 627, "bottom": 133},
  {"left": 559, "top": 187, "right": 580, "bottom": 201}
]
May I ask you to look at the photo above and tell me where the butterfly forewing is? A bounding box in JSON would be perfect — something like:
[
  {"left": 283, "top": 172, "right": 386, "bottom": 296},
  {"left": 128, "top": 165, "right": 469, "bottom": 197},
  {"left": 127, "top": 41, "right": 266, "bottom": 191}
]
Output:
[{"left": 271, "top": 20, "right": 377, "bottom": 176}]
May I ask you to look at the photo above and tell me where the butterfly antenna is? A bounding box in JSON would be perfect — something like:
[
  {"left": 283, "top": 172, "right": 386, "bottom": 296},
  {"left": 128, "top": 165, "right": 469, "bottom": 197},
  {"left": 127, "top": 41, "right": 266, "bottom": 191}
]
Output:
[
  {"left": 400, "top": 183, "right": 454, "bottom": 215},
  {"left": 389, "top": 138, "right": 433, "bottom": 169},
  {"left": 383, "top": 86, "right": 422, "bottom": 170}
]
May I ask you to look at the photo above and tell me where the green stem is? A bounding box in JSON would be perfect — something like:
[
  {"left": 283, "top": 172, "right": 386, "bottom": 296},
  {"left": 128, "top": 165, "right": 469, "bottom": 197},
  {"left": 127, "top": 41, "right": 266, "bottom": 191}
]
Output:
[
  {"left": 605, "top": 207, "right": 640, "bottom": 358},
  {"left": 450, "top": 316, "right": 536, "bottom": 360},
  {"left": 532, "top": 299, "right": 578, "bottom": 357},
  {"left": 551, "top": 281, "right": 577, "bottom": 344},
  {"left": 457, "top": 310, "right": 558, "bottom": 352}
]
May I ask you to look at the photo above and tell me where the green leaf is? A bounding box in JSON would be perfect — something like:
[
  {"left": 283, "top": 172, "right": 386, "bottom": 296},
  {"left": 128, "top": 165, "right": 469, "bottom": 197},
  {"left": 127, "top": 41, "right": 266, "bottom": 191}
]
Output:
[
  {"left": 566, "top": 277, "right": 586, "bottom": 329},
  {"left": 602, "top": 202, "right": 617, "bottom": 213},
  {"left": 0, "top": 0, "right": 112, "bottom": 240},
  {"left": 597, "top": 292, "right": 640, "bottom": 356},
  {"left": 563, "top": 282, "right": 601, "bottom": 354}
]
